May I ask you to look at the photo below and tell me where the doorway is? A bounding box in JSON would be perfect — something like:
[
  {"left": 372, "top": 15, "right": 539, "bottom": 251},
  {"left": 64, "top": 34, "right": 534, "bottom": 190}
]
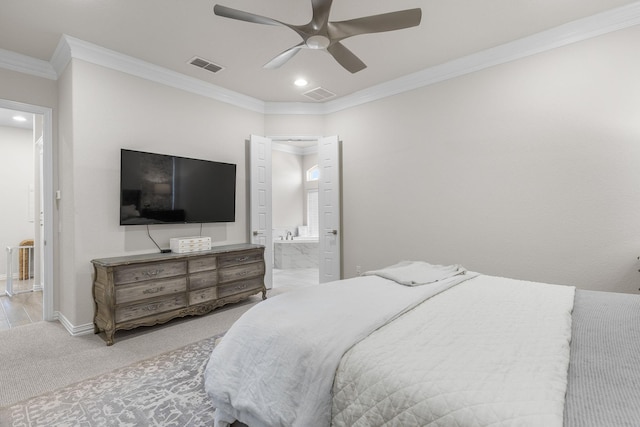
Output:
[
  {"left": 0, "top": 100, "right": 54, "bottom": 326},
  {"left": 271, "top": 138, "right": 320, "bottom": 290},
  {"left": 249, "top": 135, "right": 342, "bottom": 290}
]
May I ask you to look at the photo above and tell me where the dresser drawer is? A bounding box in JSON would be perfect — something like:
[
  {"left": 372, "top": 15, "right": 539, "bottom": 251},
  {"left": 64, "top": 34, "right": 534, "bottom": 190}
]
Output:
[
  {"left": 189, "top": 287, "right": 217, "bottom": 305},
  {"left": 219, "top": 262, "right": 264, "bottom": 283},
  {"left": 114, "top": 261, "right": 186, "bottom": 285},
  {"left": 115, "top": 294, "right": 187, "bottom": 323},
  {"left": 189, "top": 256, "right": 217, "bottom": 273},
  {"left": 115, "top": 277, "right": 187, "bottom": 305},
  {"left": 217, "top": 250, "right": 263, "bottom": 269},
  {"left": 92, "top": 244, "right": 265, "bottom": 345},
  {"left": 217, "top": 277, "right": 264, "bottom": 299},
  {"left": 190, "top": 270, "right": 218, "bottom": 291}
]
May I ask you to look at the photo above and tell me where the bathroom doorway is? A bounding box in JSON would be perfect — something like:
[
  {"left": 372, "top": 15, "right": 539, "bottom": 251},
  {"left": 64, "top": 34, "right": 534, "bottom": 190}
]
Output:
[{"left": 271, "top": 138, "right": 320, "bottom": 289}]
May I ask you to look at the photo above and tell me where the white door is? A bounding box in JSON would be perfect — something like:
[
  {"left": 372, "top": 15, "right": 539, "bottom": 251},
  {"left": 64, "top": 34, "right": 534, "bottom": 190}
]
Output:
[
  {"left": 318, "top": 136, "right": 341, "bottom": 283},
  {"left": 249, "top": 135, "right": 273, "bottom": 289}
]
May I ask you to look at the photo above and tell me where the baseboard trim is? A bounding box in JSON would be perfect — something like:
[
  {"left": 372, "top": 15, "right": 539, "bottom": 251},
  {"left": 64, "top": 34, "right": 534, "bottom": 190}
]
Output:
[{"left": 57, "top": 311, "right": 95, "bottom": 336}]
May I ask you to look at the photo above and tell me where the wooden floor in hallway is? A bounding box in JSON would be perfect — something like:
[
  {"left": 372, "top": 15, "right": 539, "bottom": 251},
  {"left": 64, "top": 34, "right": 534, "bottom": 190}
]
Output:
[{"left": 0, "top": 279, "right": 43, "bottom": 330}]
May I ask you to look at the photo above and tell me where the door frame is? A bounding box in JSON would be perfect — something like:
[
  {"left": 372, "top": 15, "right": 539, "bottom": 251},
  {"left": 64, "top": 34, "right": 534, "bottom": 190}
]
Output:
[
  {"left": 263, "top": 135, "right": 342, "bottom": 285},
  {"left": 0, "top": 99, "right": 54, "bottom": 321}
]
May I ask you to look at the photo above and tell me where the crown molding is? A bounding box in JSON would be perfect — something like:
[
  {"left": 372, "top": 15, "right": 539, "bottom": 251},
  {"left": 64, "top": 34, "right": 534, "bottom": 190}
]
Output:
[
  {"left": 50, "top": 35, "right": 72, "bottom": 76},
  {"left": 1, "top": 2, "right": 639, "bottom": 115},
  {"left": 0, "top": 48, "right": 57, "bottom": 80},
  {"left": 52, "top": 35, "right": 266, "bottom": 113},
  {"left": 271, "top": 0, "right": 640, "bottom": 115}
]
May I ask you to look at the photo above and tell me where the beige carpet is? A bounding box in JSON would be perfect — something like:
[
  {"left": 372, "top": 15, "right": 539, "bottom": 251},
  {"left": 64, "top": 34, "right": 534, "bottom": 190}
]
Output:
[
  {"left": 1, "top": 334, "right": 223, "bottom": 426},
  {"left": 0, "top": 286, "right": 291, "bottom": 408}
]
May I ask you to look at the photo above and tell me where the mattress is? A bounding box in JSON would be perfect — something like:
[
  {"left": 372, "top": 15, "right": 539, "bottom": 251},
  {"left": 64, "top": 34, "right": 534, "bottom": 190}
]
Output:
[
  {"left": 564, "top": 289, "right": 640, "bottom": 427},
  {"left": 205, "top": 269, "right": 640, "bottom": 426}
]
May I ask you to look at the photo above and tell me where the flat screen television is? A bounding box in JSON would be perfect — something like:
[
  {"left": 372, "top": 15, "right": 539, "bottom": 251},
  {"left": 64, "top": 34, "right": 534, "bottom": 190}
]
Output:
[{"left": 120, "top": 149, "right": 236, "bottom": 225}]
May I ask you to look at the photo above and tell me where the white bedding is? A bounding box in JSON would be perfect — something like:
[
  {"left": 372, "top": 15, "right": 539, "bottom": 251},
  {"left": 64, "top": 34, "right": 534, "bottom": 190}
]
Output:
[
  {"left": 333, "top": 276, "right": 575, "bottom": 426},
  {"left": 363, "top": 260, "right": 467, "bottom": 286},
  {"left": 204, "top": 272, "right": 474, "bottom": 427},
  {"left": 204, "top": 270, "right": 575, "bottom": 427}
]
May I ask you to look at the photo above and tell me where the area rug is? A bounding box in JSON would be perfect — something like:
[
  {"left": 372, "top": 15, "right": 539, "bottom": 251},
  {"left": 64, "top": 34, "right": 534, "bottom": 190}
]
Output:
[{"left": 0, "top": 333, "right": 223, "bottom": 427}]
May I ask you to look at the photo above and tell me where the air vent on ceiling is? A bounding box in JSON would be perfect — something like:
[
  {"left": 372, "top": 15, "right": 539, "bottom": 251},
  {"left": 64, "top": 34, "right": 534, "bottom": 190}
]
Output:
[
  {"left": 303, "top": 87, "right": 337, "bottom": 101},
  {"left": 189, "top": 57, "right": 224, "bottom": 74}
]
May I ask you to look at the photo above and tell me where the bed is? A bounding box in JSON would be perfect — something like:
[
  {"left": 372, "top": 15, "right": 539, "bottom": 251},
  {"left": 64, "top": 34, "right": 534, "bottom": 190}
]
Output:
[{"left": 203, "top": 261, "right": 640, "bottom": 427}]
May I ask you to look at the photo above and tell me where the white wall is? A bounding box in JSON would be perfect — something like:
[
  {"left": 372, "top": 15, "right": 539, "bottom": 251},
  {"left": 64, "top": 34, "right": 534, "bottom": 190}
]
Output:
[
  {"left": 0, "top": 126, "right": 35, "bottom": 277},
  {"left": 265, "top": 114, "right": 325, "bottom": 138},
  {"left": 0, "top": 68, "right": 58, "bottom": 109},
  {"left": 272, "top": 149, "right": 304, "bottom": 236},
  {"left": 325, "top": 25, "right": 640, "bottom": 294},
  {"left": 302, "top": 152, "right": 318, "bottom": 232},
  {"left": 58, "top": 59, "right": 264, "bottom": 326}
]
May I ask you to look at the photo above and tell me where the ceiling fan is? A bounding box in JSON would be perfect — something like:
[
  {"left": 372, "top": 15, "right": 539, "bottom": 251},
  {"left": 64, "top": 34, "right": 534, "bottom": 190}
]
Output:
[{"left": 213, "top": 0, "right": 422, "bottom": 74}]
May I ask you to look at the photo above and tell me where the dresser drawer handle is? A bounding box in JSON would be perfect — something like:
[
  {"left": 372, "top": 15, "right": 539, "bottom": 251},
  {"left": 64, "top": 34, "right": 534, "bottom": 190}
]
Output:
[
  {"left": 234, "top": 283, "right": 248, "bottom": 291},
  {"left": 235, "top": 271, "right": 249, "bottom": 277},
  {"left": 143, "top": 303, "right": 161, "bottom": 312},
  {"left": 142, "top": 269, "right": 164, "bottom": 278},
  {"left": 236, "top": 256, "right": 249, "bottom": 262},
  {"left": 143, "top": 286, "right": 165, "bottom": 295}
]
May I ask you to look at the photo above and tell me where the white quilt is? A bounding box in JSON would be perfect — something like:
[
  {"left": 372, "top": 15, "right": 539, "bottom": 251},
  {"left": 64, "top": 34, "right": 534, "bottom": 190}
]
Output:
[
  {"left": 332, "top": 276, "right": 575, "bottom": 427},
  {"left": 204, "top": 272, "right": 474, "bottom": 427}
]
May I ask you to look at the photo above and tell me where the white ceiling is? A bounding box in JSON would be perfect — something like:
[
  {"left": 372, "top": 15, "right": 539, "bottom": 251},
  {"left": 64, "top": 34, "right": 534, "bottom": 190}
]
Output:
[
  {"left": 0, "top": 108, "right": 33, "bottom": 130},
  {"left": 0, "top": 0, "right": 638, "bottom": 104}
]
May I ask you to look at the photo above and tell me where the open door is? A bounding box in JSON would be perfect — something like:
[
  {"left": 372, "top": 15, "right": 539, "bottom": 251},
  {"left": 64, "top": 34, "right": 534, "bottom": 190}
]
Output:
[
  {"left": 249, "top": 135, "right": 273, "bottom": 289},
  {"left": 318, "top": 136, "right": 341, "bottom": 283}
]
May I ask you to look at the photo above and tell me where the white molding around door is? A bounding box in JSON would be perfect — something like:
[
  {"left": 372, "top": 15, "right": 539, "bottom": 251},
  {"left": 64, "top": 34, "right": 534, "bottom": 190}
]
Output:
[
  {"left": 0, "top": 99, "right": 54, "bottom": 321},
  {"left": 251, "top": 134, "right": 343, "bottom": 286}
]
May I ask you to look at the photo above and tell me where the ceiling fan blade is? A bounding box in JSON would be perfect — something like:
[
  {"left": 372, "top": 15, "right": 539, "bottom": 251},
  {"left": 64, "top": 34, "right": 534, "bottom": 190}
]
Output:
[
  {"left": 214, "top": 4, "right": 285, "bottom": 27},
  {"left": 327, "top": 41, "right": 366, "bottom": 73},
  {"left": 263, "top": 43, "right": 305, "bottom": 69},
  {"left": 329, "top": 8, "right": 422, "bottom": 40},
  {"left": 310, "top": 0, "right": 333, "bottom": 30}
]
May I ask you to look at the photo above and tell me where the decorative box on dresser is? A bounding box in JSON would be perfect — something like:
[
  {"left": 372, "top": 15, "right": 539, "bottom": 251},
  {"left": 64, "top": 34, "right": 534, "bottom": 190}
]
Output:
[{"left": 91, "top": 243, "right": 266, "bottom": 345}]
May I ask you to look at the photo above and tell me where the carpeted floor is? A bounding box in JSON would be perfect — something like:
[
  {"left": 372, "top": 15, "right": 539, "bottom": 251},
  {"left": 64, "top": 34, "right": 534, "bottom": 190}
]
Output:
[
  {"left": 0, "top": 275, "right": 303, "bottom": 426},
  {"left": 0, "top": 284, "right": 296, "bottom": 408},
  {"left": 0, "top": 334, "right": 223, "bottom": 426}
]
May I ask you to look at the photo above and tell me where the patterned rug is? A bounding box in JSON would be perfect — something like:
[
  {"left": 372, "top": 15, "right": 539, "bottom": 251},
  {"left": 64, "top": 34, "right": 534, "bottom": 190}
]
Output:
[{"left": 0, "top": 334, "right": 223, "bottom": 427}]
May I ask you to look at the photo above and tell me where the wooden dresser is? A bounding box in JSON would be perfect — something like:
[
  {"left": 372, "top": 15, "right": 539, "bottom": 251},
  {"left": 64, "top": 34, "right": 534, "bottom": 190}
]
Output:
[{"left": 91, "top": 243, "right": 265, "bottom": 345}]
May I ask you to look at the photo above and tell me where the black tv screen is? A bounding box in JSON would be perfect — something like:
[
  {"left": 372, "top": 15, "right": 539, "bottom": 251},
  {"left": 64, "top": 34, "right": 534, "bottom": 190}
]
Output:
[{"left": 120, "top": 149, "right": 236, "bottom": 225}]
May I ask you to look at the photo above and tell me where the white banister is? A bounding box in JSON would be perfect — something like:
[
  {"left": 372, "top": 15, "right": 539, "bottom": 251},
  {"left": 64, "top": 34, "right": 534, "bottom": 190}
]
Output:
[{"left": 4, "top": 245, "right": 35, "bottom": 297}]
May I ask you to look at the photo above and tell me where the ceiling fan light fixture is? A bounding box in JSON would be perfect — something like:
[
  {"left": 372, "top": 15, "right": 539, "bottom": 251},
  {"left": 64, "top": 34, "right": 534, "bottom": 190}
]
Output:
[
  {"left": 305, "top": 35, "right": 330, "bottom": 50},
  {"left": 214, "top": 1, "right": 422, "bottom": 73}
]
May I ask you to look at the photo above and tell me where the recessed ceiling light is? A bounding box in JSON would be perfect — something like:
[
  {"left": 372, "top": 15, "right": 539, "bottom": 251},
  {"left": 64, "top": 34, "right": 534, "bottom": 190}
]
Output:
[
  {"left": 294, "top": 78, "right": 308, "bottom": 87},
  {"left": 12, "top": 115, "right": 27, "bottom": 122}
]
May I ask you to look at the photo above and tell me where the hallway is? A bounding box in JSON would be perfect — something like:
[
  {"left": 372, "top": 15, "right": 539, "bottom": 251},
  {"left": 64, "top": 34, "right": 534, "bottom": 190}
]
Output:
[{"left": 0, "top": 279, "right": 42, "bottom": 330}]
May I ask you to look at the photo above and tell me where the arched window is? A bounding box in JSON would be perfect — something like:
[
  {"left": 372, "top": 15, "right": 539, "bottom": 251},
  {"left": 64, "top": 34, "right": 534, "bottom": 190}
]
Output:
[{"left": 306, "top": 165, "right": 319, "bottom": 181}]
